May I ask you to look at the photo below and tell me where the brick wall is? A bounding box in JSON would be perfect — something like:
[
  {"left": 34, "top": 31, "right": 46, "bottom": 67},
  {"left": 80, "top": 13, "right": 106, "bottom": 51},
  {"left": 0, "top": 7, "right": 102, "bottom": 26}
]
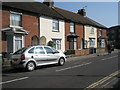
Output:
[
  {"left": 102, "top": 29, "right": 107, "bottom": 38},
  {"left": 75, "top": 23, "right": 84, "bottom": 49},
  {"left": 75, "top": 49, "right": 90, "bottom": 55},
  {"left": 65, "top": 22, "right": 70, "bottom": 50},
  {"left": 2, "top": 10, "right": 10, "bottom": 28},
  {"left": 66, "top": 49, "right": 90, "bottom": 55},
  {"left": 1, "top": 9, "right": 39, "bottom": 53},
  {"left": 22, "top": 14, "right": 39, "bottom": 47},
  {"left": 2, "top": 10, "right": 10, "bottom": 53}
]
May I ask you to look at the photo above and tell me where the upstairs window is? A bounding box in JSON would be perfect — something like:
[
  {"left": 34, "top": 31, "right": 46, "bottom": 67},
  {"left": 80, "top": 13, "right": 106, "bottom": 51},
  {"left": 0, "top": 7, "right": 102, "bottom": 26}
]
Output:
[
  {"left": 52, "top": 19, "right": 59, "bottom": 32},
  {"left": 10, "top": 13, "right": 22, "bottom": 27},
  {"left": 70, "top": 23, "right": 75, "bottom": 33},
  {"left": 90, "top": 26, "right": 94, "bottom": 34},
  {"left": 99, "top": 29, "right": 102, "bottom": 36}
]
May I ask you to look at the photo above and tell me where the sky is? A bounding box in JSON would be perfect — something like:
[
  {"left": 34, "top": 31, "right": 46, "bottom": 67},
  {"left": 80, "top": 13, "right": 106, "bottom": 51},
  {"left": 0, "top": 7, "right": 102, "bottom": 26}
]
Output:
[{"left": 35, "top": 0, "right": 118, "bottom": 28}]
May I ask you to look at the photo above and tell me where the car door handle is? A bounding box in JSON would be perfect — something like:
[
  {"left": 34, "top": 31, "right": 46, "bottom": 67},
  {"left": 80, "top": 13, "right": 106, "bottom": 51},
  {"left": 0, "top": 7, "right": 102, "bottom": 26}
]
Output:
[{"left": 31, "top": 56, "right": 34, "bottom": 58}]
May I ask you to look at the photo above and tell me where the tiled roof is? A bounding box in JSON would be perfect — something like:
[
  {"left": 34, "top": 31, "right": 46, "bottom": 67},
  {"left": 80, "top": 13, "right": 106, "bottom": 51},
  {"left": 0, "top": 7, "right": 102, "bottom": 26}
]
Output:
[
  {"left": 109, "top": 25, "right": 120, "bottom": 29},
  {"left": 2, "top": 2, "right": 64, "bottom": 19},
  {"left": 53, "top": 7, "right": 107, "bottom": 29}
]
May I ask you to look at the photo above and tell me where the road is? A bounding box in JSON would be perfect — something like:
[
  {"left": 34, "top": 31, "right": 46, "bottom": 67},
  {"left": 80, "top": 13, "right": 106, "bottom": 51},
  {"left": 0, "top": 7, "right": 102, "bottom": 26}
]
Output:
[{"left": 1, "top": 52, "right": 120, "bottom": 89}]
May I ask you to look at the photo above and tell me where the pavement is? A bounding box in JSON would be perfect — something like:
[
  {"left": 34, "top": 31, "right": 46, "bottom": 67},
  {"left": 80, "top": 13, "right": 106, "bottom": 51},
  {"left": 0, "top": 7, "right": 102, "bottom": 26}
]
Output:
[{"left": 2, "top": 49, "right": 119, "bottom": 72}]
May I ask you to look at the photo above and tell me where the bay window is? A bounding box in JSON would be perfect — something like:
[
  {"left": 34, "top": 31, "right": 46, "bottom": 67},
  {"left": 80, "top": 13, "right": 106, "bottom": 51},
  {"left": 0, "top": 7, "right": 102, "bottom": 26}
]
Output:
[
  {"left": 52, "top": 39, "right": 61, "bottom": 50},
  {"left": 89, "top": 38, "right": 95, "bottom": 47}
]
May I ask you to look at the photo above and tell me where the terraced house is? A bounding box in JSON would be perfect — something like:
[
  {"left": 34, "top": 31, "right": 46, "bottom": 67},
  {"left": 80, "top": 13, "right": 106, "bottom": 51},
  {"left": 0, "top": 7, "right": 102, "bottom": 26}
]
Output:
[{"left": 1, "top": 1, "right": 107, "bottom": 59}]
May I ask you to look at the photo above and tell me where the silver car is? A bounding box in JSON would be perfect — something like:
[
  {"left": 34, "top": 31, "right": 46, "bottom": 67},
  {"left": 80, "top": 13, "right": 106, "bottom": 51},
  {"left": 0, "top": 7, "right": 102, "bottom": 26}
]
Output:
[{"left": 11, "top": 45, "right": 67, "bottom": 71}]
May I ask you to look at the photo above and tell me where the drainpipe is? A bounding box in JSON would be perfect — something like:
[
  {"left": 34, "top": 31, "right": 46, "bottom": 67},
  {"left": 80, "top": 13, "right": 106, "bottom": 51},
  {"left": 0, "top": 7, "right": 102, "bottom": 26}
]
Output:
[
  {"left": 83, "top": 24, "right": 85, "bottom": 49},
  {"left": 38, "top": 16, "right": 40, "bottom": 45}
]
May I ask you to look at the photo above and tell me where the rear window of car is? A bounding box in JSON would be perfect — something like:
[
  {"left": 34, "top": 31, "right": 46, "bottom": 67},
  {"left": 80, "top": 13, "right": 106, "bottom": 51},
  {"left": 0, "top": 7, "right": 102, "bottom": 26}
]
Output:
[{"left": 13, "top": 47, "right": 28, "bottom": 55}]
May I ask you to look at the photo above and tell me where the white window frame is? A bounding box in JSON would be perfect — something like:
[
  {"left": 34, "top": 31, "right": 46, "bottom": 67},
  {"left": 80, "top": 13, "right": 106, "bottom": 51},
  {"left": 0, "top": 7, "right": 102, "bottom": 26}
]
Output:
[
  {"left": 90, "top": 26, "right": 94, "bottom": 34},
  {"left": 52, "top": 39, "right": 61, "bottom": 50},
  {"left": 52, "top": 19, "right": 59, "bottom": 32},
  {"left": 10, "top": 11, "right": 22, "bottom": 28},
  {"left": 70, "top": 22, "right": 75, "bottom": 33},
  {"left": 99, "top": 39, "right": 105, "bottom": 48},
  {"left": 89, "top": 38, "right": 95, "bottom": 47},
  {"left": 13, "top": 35, "right": 24, "bottom": 52},
  {"left": 99, "top": 29, "right": 102, "bottom": 36}
]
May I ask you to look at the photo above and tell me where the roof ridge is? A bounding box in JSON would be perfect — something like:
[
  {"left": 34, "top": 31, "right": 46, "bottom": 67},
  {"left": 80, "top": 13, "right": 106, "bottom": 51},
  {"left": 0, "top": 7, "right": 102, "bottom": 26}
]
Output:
[{"left": 54, "top": 7, "right": 83, "bottom": 17}]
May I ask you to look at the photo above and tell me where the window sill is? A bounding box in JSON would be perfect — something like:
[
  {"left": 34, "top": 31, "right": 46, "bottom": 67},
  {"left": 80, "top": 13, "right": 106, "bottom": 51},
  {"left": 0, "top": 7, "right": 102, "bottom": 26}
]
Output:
[
  {"left": 52, "top": 30, "right": 60, "bottom": 32},
  {"left": 10, "top": 25, "right": 23, "bottom": 29}
]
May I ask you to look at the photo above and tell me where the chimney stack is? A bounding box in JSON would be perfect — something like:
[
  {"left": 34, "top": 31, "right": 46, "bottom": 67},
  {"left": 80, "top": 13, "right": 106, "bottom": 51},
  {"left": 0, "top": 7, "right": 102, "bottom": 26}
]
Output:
[
  {"left": 43, "top": 0, "right": 54, "bottom": 7},
  {"left": 77, "top": 9, "right": 86, "bottom": 17}
]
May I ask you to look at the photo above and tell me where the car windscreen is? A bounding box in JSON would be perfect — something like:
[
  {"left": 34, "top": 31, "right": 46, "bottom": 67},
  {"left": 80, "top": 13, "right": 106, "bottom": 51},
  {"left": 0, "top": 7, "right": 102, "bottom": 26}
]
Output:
[{"left": 13, "top": 47, "right": 28, "bottom": 55}]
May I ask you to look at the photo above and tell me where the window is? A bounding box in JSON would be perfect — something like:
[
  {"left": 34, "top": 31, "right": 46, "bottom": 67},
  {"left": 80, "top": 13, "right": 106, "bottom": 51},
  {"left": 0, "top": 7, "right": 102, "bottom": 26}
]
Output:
[
  {"left": 90, "top": 26, "right": 94, "bottom": 34},
  {"left": 14, "top": 35, "right": 23, "bottom": 52},
  {"left": 99, "top": 39, "right": 105, "bottom": 48},
  {"left": 99, "top": 29, "right": 102, "bottom": 36},
  {"left": 52, "top": 19, "right": 59, "bottom": 32},
  {"left": 52, "top": 39, "right": 61, "bottom": 50},
  {"left": 119, "top": 29, "right": 120, "bottom": 32},
  {"left": 89, "top": 38, "right": 95, "bottom": 47},
  {"left": 10, "top": 13, "right": 22, "bottom": 27},
  {"left": 44, "top": 47, "right": 53, "bottom": 54},
  {"left": 69, "top": 38, "right": 77, "bottom": 50},
  {"left": 28, "top": 48, "right": 34, "bottom": 54},
  {"left": 35, "top": 47, "right": 45, "bottom": 54},
  {"left": 70, "top": 23, "right": 75, "bottom": 33}
]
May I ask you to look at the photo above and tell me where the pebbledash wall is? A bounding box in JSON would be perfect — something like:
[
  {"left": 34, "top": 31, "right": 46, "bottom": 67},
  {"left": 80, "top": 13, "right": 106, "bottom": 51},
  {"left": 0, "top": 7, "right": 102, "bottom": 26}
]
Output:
[
  {"left": 40, "top": 16, "right": 65, "bottom": 52},
  {"left": 2, "top": 9, "right": 39, "bottom": 56}
]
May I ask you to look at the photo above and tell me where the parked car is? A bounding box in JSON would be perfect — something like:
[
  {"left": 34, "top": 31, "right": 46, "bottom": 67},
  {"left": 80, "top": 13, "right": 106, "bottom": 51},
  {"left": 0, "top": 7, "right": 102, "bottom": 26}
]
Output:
[{"left": 11, "top": 45, "right": 67, "bottom": 71}]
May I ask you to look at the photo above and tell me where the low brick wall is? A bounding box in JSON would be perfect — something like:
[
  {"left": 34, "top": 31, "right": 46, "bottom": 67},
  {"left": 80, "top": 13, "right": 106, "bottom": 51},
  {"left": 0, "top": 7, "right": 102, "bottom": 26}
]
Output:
[
  {"left": 66, "top": 49, "right": 90, "bottom": 56},
  {"left": 96, "top": 48, "right": 106, "bottom": 53},
  {"left": 75, "top": 49, "right": 90, "bottom": 55}
]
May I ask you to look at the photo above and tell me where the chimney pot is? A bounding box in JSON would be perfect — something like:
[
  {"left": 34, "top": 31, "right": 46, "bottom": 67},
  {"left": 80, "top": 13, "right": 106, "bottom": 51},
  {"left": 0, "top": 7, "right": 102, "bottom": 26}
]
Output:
[
  {"left": 78, "top": 9, "right": 86, "bottom": 16},
  {"left": 43, "top": 0, "right": 54, "bottom": 7}
]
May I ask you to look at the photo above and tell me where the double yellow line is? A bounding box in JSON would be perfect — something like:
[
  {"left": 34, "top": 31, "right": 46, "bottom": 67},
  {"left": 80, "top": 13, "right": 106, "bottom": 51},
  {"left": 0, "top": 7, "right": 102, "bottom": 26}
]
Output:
[{"left": 84, "top": 70, "right": 120, "bottom": 90}]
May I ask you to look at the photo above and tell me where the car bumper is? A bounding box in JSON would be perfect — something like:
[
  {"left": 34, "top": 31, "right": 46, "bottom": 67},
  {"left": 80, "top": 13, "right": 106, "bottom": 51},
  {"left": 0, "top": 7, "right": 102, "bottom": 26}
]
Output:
[{"left": 11, "top": 61, "right": 26, "bottom": 69}]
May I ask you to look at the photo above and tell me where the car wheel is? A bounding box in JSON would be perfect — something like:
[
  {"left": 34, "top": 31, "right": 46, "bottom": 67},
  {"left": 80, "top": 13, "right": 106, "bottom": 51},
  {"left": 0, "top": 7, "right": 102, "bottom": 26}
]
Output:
[
  {"left": 26, "top": 62, "right": 36, "bottom": 71},
  {"left": 58, "top": 58, "right": 65, "bottom": 66}
]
